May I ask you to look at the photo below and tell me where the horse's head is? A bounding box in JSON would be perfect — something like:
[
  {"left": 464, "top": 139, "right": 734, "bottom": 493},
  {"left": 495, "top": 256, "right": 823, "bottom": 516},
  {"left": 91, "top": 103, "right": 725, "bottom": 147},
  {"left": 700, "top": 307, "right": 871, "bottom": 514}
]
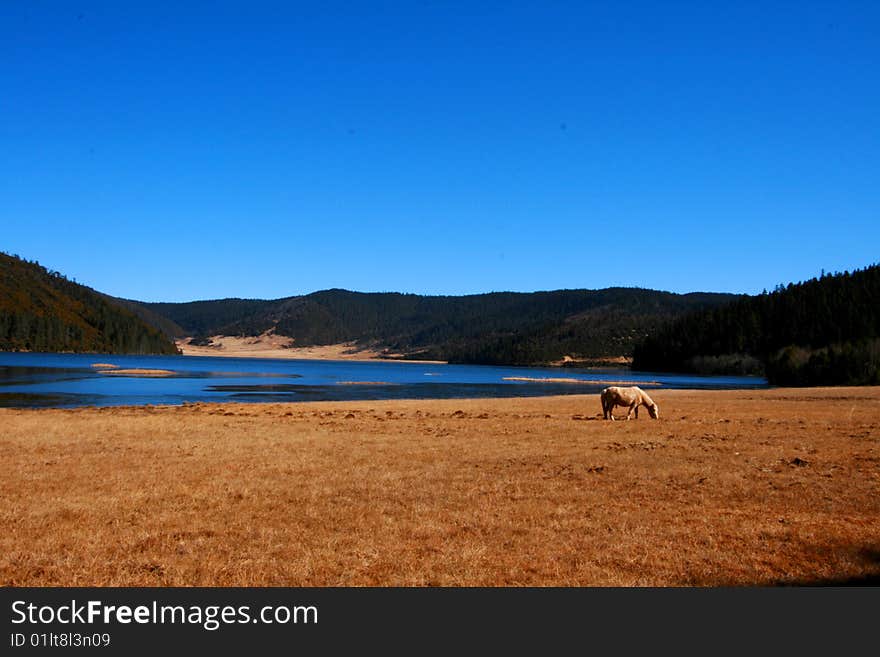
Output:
[{"left": 648, "top": 403, "right": 659, "bottom": 419}]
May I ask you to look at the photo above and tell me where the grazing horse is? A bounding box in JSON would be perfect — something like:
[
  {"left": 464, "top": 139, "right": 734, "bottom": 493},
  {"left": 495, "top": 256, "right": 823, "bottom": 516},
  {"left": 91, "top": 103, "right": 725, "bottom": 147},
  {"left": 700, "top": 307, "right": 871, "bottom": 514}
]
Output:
[{"left": 601, "top": 386, "right": 659, "bottom": 421}]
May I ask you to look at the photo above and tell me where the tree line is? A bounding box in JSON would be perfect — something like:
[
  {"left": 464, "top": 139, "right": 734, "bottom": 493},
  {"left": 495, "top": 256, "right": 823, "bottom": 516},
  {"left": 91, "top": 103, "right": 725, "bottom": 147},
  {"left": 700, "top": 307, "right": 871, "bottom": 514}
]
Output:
[
  {"left": 632, "top": 265, "right": 880, "bottom": 385},
  {"left": 135, "top": 287, "right": 735, "bottom": 364},
  {"left": 0, "top": 253, "right": 179, "bottom": 354}
]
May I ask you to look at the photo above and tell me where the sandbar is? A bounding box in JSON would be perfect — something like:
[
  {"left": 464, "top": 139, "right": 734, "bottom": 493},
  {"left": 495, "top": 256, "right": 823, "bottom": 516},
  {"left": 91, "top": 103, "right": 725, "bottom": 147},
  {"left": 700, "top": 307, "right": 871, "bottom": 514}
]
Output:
[
  {"left": 503, "top": 377, "right": 661, "bottom": 385},
  {"left": 97, "top": 368, "right": 176, "bottom": 377}
]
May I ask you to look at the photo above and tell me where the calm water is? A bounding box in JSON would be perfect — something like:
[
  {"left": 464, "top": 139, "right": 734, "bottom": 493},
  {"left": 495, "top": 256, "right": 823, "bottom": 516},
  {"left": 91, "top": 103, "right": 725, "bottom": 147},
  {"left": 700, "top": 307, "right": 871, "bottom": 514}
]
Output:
[{"left": 0, "top": 352, "right": 767, "bottom": 408}]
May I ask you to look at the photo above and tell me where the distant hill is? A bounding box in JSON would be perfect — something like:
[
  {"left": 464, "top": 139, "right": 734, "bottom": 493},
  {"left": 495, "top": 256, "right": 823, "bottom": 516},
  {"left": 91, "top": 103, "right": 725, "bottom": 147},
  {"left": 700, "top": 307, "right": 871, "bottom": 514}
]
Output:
[
  {"left": 131, "top": 297, "right": 277, "bottom": 338},
  {"left": 0, "top": 253, "right": 179, "bottom": 355},
  {"left": 9, "top": 246, "right": 875, "bottom": 379},
  {"left": 107, "top": 296, "right": 187, "bottom": 338},
  {"left": 632, "top": 264, "right": 880, "bottom": 385},
  {"left": 132, "top": 287, "right": 736, "bottom": 365}
]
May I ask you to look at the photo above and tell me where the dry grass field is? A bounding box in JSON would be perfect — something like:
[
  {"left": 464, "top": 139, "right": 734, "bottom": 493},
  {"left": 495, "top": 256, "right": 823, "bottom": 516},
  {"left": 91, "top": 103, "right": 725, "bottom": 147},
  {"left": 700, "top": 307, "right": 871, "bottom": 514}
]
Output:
[{"left": 1, "top": 387, "right": 878, "bottom": 586}]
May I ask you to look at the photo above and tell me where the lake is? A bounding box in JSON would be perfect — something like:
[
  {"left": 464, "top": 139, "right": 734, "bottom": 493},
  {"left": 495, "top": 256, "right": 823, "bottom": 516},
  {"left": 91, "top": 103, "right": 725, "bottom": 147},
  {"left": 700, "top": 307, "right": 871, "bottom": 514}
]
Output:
[{"left": 0, "top": 352, "right": 767, "bottom": 408}]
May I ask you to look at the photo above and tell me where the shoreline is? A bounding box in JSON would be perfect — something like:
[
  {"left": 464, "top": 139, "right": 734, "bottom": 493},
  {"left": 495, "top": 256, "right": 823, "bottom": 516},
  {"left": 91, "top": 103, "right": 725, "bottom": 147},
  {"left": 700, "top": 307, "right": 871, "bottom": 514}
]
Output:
[
  {"left": 1, "top": 346, "right": 633, "bottom": 369},
  {"left": 4, "top": 385, "right": 866, "bottom": 414}
]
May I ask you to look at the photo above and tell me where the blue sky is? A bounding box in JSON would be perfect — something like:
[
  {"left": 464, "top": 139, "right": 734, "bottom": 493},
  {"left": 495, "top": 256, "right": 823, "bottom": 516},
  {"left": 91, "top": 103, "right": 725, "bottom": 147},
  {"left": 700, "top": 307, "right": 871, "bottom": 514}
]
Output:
[{"left": 2, "top": 1, "right": 878, "bottom": 301}]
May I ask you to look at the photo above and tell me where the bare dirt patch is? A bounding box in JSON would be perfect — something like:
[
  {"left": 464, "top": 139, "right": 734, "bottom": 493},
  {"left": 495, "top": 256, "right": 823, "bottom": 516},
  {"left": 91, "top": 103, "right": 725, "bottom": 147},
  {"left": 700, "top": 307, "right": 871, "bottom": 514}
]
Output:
[{"left": 177, "top": 335, "right": 445, "bottom": 363}]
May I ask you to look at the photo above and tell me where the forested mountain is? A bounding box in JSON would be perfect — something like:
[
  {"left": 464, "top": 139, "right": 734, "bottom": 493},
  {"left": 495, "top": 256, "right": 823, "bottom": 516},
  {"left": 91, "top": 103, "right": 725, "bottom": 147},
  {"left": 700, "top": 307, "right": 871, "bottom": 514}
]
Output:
[
  {"left": 8, "top": 246, "right": 876, "bottom": 382},
  {"left": 632, "top": 265, "right": 880, "bottom": 385},
  {"left": 0, "top": 253, "right": 179, "bottom": 354},
  {"left": 107, "top": 296, "right": 186, "bottom": 338},
  {"left": 133, "top": 288, "right": 735, "bottom": 365}
]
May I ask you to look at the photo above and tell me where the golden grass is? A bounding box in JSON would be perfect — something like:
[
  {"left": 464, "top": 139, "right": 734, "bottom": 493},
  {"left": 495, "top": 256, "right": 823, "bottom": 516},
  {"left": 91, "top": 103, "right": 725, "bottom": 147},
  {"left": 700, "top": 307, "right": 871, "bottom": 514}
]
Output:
[{"left": 1, "top": 387, "right": 878, "bottom": 586}]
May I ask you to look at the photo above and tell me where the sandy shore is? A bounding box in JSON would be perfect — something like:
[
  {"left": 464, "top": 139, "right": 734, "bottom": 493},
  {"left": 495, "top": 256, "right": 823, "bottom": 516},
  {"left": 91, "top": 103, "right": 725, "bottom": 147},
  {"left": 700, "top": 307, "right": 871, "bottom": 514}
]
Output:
[
  {"left": 1, "top": 387, "right": 878, "bottom": 586},
  {"left": 550, "top": 355, "right": 633, "bottom": 367},
  {"left": 176, "top": 335, "right": 446, "bottom": 363}
]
